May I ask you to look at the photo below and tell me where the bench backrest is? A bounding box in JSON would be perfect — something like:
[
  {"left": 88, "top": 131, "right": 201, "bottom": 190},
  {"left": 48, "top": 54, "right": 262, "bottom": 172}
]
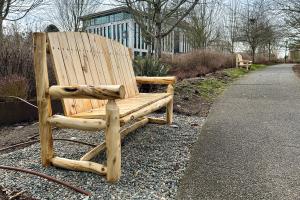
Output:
[
  {"left": 47, "top": 32, "right": 139, "bottom": 116},
  {"left": 236, "top": 54, "right": 243, "bottom": 62}
]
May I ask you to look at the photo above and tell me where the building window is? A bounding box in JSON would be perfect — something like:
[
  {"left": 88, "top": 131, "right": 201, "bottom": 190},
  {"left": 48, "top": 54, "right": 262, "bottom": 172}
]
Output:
[
  {"left": 96, "top": 28, "right": 99, "bottom": 35},
  {"left": 113, "top": 25, "right": 116, "bottom": 40},
  {"left": 121, "top": 23, "right": 124, "bottom": 44},
  {"left": 134, "top": 23, "right": 137, "bottom": 48},
  {"left": 125, "top": 23, "right": 128, "bottom": 46},
  {"left": 117, "top": 24, "right": 120, "bottom": 42},
  {"left": 138, "top": 24, "right": 141, "bottom": 49},
  {"left": 90, "top": 18, "right": 95, "bottom": 25},
  {"left": 104, "top": 27, "right": 106, "bottom": 37},
  {"left": 108, "top": 26, "right": 111, "bottom": 38}
]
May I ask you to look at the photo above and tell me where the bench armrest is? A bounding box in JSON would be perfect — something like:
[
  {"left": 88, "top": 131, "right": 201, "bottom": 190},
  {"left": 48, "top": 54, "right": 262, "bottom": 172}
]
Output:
[
  {"left": 136, "top": 76, "right": 176, "bottom": 85},
  {"left": 48, "top": 85, "right": 125, "bottom": 100}
]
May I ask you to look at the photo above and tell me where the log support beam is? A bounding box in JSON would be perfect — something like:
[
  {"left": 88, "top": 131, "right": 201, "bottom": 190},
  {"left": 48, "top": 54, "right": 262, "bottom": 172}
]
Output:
[
  {"left": 48, "top": 115, "right": 106, "bottom": 131},
  {"left": 166, "top": 84, "right": 174, "bottom": 124},
  {"left": 105, "top": 100, "right": 121, "bottom": 182},
  {"left": 80, "top": 117, "right": 149, "bottom": 161},
  {"left": 51, "top": 157, "right": 107, "bottom": 175}
]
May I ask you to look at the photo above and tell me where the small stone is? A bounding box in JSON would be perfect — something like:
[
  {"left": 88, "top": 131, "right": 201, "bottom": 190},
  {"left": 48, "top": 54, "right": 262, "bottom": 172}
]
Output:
[
  {"left": 15, "top": 126, "right": 24, "bottom": 129},
  {"left": 170, "top": 124, "right": 179, "bottom": 128}
]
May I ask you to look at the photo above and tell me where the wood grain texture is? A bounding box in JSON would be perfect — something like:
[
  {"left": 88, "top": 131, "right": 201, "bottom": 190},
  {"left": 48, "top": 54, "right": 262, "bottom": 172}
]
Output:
[{"left": 71, "top": 93, "right": 171, "bottom": 119}]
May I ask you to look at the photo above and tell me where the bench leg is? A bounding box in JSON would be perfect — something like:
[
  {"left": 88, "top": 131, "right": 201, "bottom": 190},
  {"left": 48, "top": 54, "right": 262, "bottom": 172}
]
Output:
[
  {"left": 38, "top": 99, "right": 54, "bottom": 166},
  {"left": 166, "top": 84, "right": 174, "bottom": 124},
  {"left": 105, "top": 100, "right": 121, "bottom": 182}
]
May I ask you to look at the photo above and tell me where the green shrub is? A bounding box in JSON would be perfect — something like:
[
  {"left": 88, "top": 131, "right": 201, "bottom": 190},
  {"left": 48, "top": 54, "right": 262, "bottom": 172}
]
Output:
[
  {"left": 0, "top": 74, "right": 29, "bottom": 100},
  {"left": 133, "top": 56, "right": 169, "bottom": 76}
]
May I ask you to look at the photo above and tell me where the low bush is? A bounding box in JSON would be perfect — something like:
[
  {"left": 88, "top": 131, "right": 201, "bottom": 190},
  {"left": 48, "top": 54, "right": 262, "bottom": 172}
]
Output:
[
  {"left": 0, "top": 74, "right": 29, "bottom": 100},
  {"left": 133, "top": 56, "right": 169, "bottom": 76},
  {"left": 164, "top": 50, "right": 235, "bottom": 80}
]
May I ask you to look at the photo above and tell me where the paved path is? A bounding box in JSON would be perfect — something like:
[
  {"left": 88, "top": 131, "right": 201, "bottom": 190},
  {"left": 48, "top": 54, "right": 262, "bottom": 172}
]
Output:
[{"left": 177, "top": 64, "right": 300, "bottom": 200}]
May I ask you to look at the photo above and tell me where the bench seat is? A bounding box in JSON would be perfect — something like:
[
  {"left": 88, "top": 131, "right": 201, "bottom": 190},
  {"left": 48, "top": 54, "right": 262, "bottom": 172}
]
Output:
[{"left": 70, "top": 93, "right": 171, "bottom": 119}]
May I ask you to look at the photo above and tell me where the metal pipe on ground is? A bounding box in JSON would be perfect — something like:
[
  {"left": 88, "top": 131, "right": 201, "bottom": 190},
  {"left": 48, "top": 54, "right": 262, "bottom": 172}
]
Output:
[{"left": 0, "top": 165, "right": 91, "bottom": 196}]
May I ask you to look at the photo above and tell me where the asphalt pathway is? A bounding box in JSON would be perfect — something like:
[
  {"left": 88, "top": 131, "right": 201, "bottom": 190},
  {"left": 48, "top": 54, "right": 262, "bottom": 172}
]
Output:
[{"left": 177, "top": 64, "right": 300, "bottom": 200}]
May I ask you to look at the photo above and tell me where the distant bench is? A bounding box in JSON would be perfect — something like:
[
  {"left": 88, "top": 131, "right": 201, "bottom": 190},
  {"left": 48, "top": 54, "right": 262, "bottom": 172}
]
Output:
[{"left": 236, "top": 54, "right": 252, "bottom": 70}]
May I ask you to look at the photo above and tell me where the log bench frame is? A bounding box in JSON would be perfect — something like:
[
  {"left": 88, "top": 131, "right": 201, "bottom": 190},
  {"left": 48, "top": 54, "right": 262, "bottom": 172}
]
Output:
[{"left": 33, "top": 32, "right": 175, "bottom": 182}]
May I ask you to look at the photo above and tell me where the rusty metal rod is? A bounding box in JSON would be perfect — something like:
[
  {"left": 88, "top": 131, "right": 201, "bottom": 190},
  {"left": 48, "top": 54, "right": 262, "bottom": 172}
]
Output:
[
  {"left": 0, "top": 138, "right": 96, "bottom": 153},
  {"left": 0, "top": 165, "right": 91, "bottom": 196}
]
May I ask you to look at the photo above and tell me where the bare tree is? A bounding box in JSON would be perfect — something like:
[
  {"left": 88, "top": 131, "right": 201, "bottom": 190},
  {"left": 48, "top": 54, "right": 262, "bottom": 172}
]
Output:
[
  {"left": 49, "top": 0, "right": 101, "bottom": 31},
  {"left": 239, "top": 0, "right": 273, "bottom": 62},
  {"left": 186, "top": 0, "right": 222, "bottom": 49},
  {"left": 120, "top": 0, "right": 199, "bottom": 58},
  {"left": 224, "top": 0, "right": 241, "bottom": 53},
  {"left": 0, "top": 0, "right": 43, "bottom": 38}
]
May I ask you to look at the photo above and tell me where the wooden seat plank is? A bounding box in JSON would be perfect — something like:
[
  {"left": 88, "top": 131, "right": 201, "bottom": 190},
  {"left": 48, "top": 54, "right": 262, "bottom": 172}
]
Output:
[{"left": 70, "top": 93, "right": 171, "bottom": 119}]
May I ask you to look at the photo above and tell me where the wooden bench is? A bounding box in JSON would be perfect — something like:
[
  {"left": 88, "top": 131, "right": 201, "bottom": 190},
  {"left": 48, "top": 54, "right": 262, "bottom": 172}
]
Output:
[
  {"left": 236, "top": 54, "right": 252, "bottom": 70},
  {"left": 33, "top": 32, "right": 175, "bottom": 182}
]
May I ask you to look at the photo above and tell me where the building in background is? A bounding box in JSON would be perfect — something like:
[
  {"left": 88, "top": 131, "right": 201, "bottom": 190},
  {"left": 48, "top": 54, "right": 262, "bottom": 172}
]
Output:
[{"left": 80, "top": 7, "right": 191, "bottom": 56}]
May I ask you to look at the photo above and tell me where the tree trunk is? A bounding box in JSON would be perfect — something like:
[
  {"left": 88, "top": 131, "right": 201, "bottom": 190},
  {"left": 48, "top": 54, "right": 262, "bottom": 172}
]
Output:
[
  {"left": 0, "top": 18, "right": 3, "bottom": 40},
  {"left": 252, "top": 47, "right": 255, "bottom": 63},
  {"left": 268, "top": 42, "right": 271, "bottom": 62},
  {"left": 154, "top": 22, "right": 162, "bottom": 59}
]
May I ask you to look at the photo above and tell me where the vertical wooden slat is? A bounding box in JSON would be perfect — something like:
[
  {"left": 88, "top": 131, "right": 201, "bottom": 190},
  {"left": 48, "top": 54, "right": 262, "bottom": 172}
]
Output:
[
  {"left": 47, "top": 33, "right": 76, "bottom": 115},
  {"left": 87, "top": 34, "right": 113, "bottom": 106},
  {"left": 57, "top": 32, "right": 86, "bottom": 113},
  {"left": 73, "top": 32, "right": 99, "bottom": 109},
  {"left": 33, "top": 32, "right": 54, "bottom": 166},
  {"left": 81, "top": 32, "right": 106, "bottom": 108},
  {"left": 107, "top": 39, "right": 130, "bottom": 97},
  {"left": 100, "top": 37, "right": 129, "bottom": 97},
  {"left": 125, "top": 47, "right": 139, "bottom": 94},
  {"left": 120, "top": 44, "right": 139, "bottom": 95},
  {"left": 111, "top": 41, "right": 134, "bottom": 97},
  {"left": 65, "top": 32, "right": 93, "bottom": 112}
]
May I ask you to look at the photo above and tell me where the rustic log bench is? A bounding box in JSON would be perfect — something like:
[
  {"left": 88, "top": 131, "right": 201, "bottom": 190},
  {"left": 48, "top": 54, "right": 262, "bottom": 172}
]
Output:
[
  {"left": 236, "top": 54, "right": 252, "bottom": 70},
  {"left": 33, "top": 32, "right": 175, "bottom": 182}
]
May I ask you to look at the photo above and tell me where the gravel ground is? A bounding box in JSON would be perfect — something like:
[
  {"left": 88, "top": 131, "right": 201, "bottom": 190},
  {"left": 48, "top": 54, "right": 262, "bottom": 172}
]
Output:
[{"left": 0, "top": 114, "right": 205, "bottom": 200}]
